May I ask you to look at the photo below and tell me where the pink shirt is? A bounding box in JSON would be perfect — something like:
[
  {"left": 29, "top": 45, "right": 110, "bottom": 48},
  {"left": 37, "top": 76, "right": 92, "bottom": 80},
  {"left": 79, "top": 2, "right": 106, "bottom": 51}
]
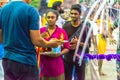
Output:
[{"left": 40, "top": 26, "right": 70, "bottom": 77}]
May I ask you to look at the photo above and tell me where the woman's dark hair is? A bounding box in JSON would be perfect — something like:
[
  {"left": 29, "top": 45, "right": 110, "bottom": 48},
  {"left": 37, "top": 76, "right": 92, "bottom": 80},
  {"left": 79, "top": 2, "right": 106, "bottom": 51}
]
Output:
[
  {"left": 52, "top": 1, "right": 62, "bottom": 10},
  {"left": 71, "top": 4, "right": 81, "bottom": 14},
  {"left": 46, "top": 9, "right": 59, "bottom": 18}
]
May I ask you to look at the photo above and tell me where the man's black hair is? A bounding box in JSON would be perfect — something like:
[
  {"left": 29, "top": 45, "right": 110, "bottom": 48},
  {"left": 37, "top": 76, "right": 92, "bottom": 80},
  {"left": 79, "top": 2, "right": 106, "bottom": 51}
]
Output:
[
  {"left": 71, "top": 4, "right": 81, "bottom": 14},
  {"left": 52, "top": 1, "right": 62, "bottom": 10}
]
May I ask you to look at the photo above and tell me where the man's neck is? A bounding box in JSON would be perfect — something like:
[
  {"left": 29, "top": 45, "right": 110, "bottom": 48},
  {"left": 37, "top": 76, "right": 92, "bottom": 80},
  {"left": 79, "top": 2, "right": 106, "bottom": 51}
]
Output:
[{"left": 71, "top": 19, "right": 82, "bottom": 27}]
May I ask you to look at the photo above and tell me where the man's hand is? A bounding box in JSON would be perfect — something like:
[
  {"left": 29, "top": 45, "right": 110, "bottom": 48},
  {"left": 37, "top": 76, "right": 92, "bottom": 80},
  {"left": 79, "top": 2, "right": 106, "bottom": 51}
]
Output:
[
  {"left": 70, "top": 37, "right": 78, "bottom": 50},
  {"left": 70, "top": 43, "right": 76, "bottom": 50},
  {"left": 70, "top": 37, "right": 78, "bottom": 44},
  {"left": 80, "top": 42, "right": 84, "bottom": 47}
]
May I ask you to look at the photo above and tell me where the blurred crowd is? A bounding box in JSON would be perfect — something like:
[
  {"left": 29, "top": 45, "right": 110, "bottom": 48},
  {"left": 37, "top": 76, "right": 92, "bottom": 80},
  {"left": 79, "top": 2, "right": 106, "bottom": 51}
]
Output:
[{"left": 0, "top": 0, "right": 120, "bottom": 80}]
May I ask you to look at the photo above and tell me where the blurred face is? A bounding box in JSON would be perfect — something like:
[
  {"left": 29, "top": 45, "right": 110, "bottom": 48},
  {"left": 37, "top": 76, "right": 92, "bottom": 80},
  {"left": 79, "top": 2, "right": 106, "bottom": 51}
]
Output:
[
  {"left": 70, "top": 10, "right": 81, "bottom": 22},
  {"left": 24, "top": 0, "right": 31, "bottom": 4},
  {"left": 0, "top": 0, "right": 8, "bottom": 7},
  {"left": 46, "top": 12, "right": 58, "bottom": 26},
  {"left": 59, "top": 3, "right": 64, "bottom": 13},
  {"left": 114, "top": 2, "right": 120, "bottom": 9}
]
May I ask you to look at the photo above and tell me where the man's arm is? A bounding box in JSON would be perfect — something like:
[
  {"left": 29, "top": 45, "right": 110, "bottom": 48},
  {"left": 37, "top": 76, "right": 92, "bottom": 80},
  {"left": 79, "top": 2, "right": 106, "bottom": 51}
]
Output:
[
  {"left": 0, "top": 29, "right": 2, "bottom": 43},
  {"left": 30, "top": 30, "right": 61, "bottom": 48}
]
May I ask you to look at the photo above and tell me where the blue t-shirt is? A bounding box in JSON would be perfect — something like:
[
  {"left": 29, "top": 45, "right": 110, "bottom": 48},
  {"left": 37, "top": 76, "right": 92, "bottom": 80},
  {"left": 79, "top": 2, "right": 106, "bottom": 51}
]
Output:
[
  {"left": 0, "top": 1, "right": 39, "bottom": 66},
  {"left": 0, "top": 44, "right": 4, "bottom": 59},
  {"left": 0, "top": 9, "right": 3, "bottom": 59}
]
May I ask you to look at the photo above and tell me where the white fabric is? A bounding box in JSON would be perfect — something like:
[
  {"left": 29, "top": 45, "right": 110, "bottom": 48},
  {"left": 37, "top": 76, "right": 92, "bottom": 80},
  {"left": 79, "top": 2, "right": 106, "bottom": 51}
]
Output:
[
  {"left": 85, "top": 52, "right": 100, "bottom": 80},
  {"left": 112, "top": 27, "right": 119, "bottom": 44},
  {"left": 56, "top": 15, "right": 65, "bottom": 28},
  {"left": 89, "top": 59, "right": 100, "bottom": 80},
  {"left": 39, "top": 16, "right": 42, "bottom": 28},
  {"left": 89, "top": 21, "right": 98, "bottom": 51},
  {"left": 0, "top": 60, "right": 4, "bottom": 80},
  {"left": 86, "top": 21, "right": 100, "bottom": 80},
  {"left": 89, "top": 21, "right": 98, "bottom": 35}
]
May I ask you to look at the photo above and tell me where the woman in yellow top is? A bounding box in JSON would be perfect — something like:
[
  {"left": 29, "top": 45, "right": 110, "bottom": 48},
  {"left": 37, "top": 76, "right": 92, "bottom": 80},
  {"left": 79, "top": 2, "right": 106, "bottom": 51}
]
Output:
[
  {"left": 96, "top": 19, "right": 108, "bottom": 76},
  {"left": 96, "top": 19, "right": 107, "bottom": 54}
]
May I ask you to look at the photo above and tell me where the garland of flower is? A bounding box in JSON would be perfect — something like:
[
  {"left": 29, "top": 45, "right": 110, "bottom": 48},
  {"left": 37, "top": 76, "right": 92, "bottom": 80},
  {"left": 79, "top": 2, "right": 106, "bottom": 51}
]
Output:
[{"left": 83, "top": 53, "right": 120, "bottom": 61}]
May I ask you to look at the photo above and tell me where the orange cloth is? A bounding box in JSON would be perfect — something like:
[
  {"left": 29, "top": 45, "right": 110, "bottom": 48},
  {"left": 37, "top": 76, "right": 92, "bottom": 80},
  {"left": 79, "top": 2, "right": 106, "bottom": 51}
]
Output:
[
  {"left": 36, "top": 47, "right": 40, "bottom": 68},
  {"left": 41, "top": 16, "right": 47, "bottom": 27}
]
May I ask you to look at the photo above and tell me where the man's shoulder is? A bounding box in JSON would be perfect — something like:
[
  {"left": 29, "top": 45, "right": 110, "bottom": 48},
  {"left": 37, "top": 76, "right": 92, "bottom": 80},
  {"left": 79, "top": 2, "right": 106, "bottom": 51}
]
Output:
[
  {"left": 82, "top": 20, "right": 90, "bottom": 25},
  {"left": 63, "top": 21, "right": 71, "bottom": 27},
  {"left": 64, "top": 21, "right": 71, "bottom": 25}
]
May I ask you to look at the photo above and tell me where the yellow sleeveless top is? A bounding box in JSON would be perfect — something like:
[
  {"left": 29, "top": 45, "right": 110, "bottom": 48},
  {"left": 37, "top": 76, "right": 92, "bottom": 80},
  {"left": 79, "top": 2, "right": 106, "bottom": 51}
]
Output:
[{"left": 47, "top": 0, "right": 64, "bottom": 8}]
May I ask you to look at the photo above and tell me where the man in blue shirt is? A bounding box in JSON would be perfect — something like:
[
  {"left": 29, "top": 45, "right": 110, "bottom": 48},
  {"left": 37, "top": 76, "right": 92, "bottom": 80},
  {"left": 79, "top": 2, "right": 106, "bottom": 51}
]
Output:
[
  {"left": 0, "top": 1, "right": 8, "bottom": 80},
  {"left": 0, "top": 8, "right": 3, "bottom": 80},
  {"left": 0, "top": 0, "right": 62, "bottom": 80}
]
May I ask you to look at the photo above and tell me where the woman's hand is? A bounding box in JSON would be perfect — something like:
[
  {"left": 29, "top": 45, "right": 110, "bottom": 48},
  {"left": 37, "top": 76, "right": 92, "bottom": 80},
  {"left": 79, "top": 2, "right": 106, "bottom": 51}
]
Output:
[
  {"left": 70, "top": 43, "right": 76, "bottom": 50},
  {"left": 41, "top": 32, "right": 49, "bottom": 38}
]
